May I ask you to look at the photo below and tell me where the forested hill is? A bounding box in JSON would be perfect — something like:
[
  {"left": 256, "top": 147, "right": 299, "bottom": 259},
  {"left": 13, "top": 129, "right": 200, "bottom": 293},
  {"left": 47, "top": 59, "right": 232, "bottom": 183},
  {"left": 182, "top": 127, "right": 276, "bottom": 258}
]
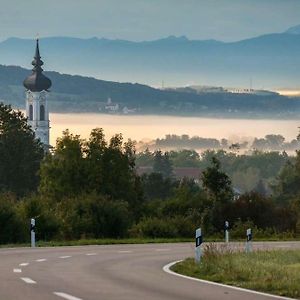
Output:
[{"left": 0, "top": 64, "right": 300, "bottom": 118}]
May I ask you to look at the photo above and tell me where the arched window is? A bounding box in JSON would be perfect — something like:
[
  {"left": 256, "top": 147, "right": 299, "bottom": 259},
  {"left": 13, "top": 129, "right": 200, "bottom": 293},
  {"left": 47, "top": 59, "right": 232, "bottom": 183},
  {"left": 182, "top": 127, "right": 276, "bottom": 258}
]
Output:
[
  {"left": 29, "top": 105, "right": 33, "bottom": 120},
  {"left": 40, "top": 105, "right": 45, "bottom": 121}
]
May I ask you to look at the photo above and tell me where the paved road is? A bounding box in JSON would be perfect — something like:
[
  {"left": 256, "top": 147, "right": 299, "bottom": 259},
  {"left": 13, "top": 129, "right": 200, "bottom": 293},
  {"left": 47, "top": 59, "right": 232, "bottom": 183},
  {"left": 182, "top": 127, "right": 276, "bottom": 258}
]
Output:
[{"left": 0, "top": 242, "right": 300, "bottom": 300}]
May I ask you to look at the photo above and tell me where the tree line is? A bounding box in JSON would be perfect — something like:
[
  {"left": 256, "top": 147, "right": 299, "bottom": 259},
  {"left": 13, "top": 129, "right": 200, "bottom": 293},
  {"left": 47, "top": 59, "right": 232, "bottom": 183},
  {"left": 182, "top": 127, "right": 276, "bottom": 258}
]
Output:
[
  {"left": 150, "top": 134, "right": 300, "bottom": 152},
  {"left": 0, "top": 103, "right": 300, "bottom": 244}
]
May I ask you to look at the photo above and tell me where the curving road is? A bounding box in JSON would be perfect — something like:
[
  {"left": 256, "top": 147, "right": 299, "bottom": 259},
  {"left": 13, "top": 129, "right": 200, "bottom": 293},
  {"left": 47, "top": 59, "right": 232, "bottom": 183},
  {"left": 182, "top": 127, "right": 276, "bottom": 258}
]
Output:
[{"left": 1, "top": 242, "right": 300, "bottom": 300}]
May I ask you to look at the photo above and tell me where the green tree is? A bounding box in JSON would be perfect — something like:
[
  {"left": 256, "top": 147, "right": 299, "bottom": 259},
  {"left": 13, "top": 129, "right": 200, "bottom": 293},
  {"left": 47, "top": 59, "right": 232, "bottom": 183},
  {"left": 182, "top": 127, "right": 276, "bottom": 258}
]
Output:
[
  {"left": 273, "top": 153, "right": 300, "bottom": 203},
  {"left": 141, "top": 173, "right": 176, "bottom": 200},
  {"left": 39, "top": 129, "right": 86, "bottom": 199},
  {"left": 169, "top": 149, "right": 200, "bottom": 167},
  {"left": 58, "top": 193, "right": 130, "bottom": 239},
  {"left": 39, "top": 128, "right": 143, "bottom": 218},
  {"left": 153, "top": 150, "right": 173, "bottom": 178},
  {"left": 0, "top": 193, "right": 25, "bottom": 243},
  {"left": 201, "top": 156, "right": 233, "bottom": 203},
  {"left": 135, "top": 148, "right": 153, "bottom": 167},
  {"left": 201, "top": 157, "right": 233, "bottom": 232},
  {"left": 0, "top": 103, "right": 44, "bottom": 196}
]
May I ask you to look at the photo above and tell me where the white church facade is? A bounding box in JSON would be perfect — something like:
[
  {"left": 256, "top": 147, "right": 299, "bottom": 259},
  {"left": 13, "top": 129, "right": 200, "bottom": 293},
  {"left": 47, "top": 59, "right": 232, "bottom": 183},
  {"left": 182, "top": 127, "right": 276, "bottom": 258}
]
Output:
[{"left": 23, "top": 39, "right": 52, "bottom": 147}]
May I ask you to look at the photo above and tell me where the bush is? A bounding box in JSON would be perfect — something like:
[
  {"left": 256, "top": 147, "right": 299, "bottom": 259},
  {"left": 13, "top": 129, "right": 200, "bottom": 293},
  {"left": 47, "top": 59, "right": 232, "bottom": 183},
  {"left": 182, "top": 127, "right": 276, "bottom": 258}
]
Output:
[
  {"left": 0, "top": 193, "right": 25, "bottom": 244},
  {"left": 17, "top": 195, "right": 60, "bottom": 241},
  {"left": 130, "top": 216, "right": 195, "bottom": 238},
  {"left": 59, "top": 193, "right": 131, "bottom": 239},
  {"left": 229, "top": 219, "right": 296, "bottom": 240}
]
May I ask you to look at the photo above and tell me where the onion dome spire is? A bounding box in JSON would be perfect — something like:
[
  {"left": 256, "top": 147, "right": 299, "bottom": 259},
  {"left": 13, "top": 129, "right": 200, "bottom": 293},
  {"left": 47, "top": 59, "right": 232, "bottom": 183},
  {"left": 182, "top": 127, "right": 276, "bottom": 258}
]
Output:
[{"left": 23, "top": 39, "right": 52, "bottom": 92}]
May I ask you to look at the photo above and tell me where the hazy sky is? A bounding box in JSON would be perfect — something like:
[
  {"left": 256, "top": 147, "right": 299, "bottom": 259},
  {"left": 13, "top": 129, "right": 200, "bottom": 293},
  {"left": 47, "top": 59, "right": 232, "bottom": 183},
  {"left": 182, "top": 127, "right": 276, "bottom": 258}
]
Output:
[{"left": 1, "top": 0, "right": 300, "bottom": 41}]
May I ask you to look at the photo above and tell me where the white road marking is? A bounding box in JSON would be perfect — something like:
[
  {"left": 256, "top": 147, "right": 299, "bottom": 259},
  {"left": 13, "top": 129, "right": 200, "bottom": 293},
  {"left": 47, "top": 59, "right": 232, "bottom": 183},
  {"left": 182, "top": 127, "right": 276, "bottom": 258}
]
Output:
[
  {"left": 59, "top": 256, "right": 71, "bottom": 259},
  {"left": 13, "top": 269, "right": 22, "bottom": 273},
  {"left": 117, "top": 250, "right": 132, "bottom": 253},
  {"left": 163, "top": 260, "right": 295, "bottom": 300},
  {"left": 53, "top": 292, "right": 83, "bottom": 300},
  {"left": 20, "top": 277, "right": 37, "bottom": 284},
  {"left": 86, "top": 253, "right": 97, "bottom": 256},
  {"left": 36, "top": 258, "right": 47, "bottom": 262},
  {"left": 19, "top": 263, "right": 29, "bottom": 266},
  {"left": 155, "top": 248, "right": 170, "bottom": 251}
]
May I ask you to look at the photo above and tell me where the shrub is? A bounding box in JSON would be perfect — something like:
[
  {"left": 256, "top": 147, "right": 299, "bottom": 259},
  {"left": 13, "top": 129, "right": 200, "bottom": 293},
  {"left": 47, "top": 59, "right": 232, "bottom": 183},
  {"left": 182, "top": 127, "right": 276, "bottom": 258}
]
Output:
[
  {"left": 130, "top": 216, "right": 195, "bottom": 238},
  {"left": 0, "top": 193, "right": 25, "bottom": 244},
  {"left": 17, "top": 195, "right": 60, "bottom": 241},
  {"left": 59, "top": 193, "right": 131, "bottom": 239}
]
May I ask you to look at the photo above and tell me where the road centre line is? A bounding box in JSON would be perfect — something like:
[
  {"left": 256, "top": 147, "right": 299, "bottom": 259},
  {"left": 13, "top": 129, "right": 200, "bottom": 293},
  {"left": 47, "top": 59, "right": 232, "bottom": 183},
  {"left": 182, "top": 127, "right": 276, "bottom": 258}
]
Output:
[
  {"left": 155, "top": 248, "right": 170, "bottom": 251},
  {"left": 20, "top": 277, "right": 37, "bottom": 284},
  {"left": 54, "top": 292, "right": 83, "bottom": 300},
  {"left": 36, "top": 258, "right": 47, "bottom": 262},
  {"left": 86, "top": 253, "right": 97, "bottom": 256},
  {"left": 13, "top": 269, "right": 22, "bottom": 273},
  {"left": 117, "top": 250, "right": 132, "bottom": 253},
  {"left": 59, "top": 256, "right": 72, "bottom": 259},
  {"left": 19, "top": 263, "right": 29, "bottom": 266},
  {"left": 163, "top": 260, "right": 295, "bottom": 300}
]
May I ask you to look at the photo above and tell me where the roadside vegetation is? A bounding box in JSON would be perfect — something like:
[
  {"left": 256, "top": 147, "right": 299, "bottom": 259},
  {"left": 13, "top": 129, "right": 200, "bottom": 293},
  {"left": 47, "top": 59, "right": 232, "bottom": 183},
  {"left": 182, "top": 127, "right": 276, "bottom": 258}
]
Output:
[
  {"left": 172, "top": 245, "right": 300, "bottom": 299},
  {"left": 0, "top": 103, "right": 300, "bottom": 245}
]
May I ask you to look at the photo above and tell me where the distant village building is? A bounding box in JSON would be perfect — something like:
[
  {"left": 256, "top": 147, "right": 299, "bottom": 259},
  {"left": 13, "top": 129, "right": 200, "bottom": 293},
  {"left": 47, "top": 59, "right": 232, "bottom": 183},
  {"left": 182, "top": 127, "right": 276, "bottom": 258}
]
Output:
[
  {"left": 23, "top": 39, "right": 52, "bottom": 148},
  {"left": 105, "top": 97, "right": 119, "bottom": 112},
  {"left": 226, "top": 88, "right": 278, "bottom": 96}
]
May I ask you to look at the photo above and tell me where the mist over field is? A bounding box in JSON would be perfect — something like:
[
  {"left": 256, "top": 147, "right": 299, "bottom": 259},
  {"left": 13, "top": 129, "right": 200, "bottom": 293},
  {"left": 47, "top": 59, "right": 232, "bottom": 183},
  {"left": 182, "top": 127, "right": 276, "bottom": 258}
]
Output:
[{"left": 50, "top": 113, "right": 299, "bottom": 151}]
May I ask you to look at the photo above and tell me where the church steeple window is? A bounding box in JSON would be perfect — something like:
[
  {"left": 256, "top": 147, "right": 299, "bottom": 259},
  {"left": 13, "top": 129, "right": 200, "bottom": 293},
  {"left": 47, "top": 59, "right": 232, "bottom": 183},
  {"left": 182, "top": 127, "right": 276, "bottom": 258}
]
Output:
[
  {"left": 40, "top": 105, "right": 45, "bottom": 121},
  {"left": 29, "top": 104, "right": 33, "bottom": 120}
]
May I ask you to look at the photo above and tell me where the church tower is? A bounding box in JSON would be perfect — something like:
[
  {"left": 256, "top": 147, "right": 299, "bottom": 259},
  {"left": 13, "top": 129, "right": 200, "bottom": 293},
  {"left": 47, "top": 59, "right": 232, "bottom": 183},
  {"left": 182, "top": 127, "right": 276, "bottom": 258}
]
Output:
[{"left": 23, "top": 39, "right": 52, "bottom": 147}]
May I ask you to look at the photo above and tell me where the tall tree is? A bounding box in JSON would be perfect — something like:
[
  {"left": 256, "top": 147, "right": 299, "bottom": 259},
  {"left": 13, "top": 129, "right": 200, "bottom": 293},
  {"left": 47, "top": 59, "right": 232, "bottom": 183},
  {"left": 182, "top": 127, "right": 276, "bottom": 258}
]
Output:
[
  {"left": 39, "top": 129, "right": 86, "bottom": 199},
  {"left": 0, "top": 103, "right": 44, "bottom": 196},
  {"left": 273, "top": 154, "right": 300, "bottom": 203},
  {"left": 153, "top": 150, "right": 173, "bottom": 178},
  {"left": 201, "top": 156, "right": 233, "bottom": 203},
  {"left": 40, "top": 128, "right": 143, "bottom": 217}
]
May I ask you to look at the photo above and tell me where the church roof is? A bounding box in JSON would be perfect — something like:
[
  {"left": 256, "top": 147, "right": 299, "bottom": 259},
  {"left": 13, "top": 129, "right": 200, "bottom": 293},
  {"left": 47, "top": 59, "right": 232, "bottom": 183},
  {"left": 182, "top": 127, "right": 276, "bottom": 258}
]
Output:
[{"left": 23, "top": 39, "right": 52, "bottom": 92}]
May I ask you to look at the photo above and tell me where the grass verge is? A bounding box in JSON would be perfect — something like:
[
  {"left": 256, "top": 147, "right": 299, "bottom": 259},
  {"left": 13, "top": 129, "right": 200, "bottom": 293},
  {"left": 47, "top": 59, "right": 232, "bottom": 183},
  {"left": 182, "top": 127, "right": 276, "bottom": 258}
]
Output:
[
  {"left": 1, "top": 236, "right": 300, "bottom": 248},
  {"left": 171, "top": 245, "right": 300, "bottom": 299},
  {"left": 0, "top": 237, "right": 193, "bottom": 248}
]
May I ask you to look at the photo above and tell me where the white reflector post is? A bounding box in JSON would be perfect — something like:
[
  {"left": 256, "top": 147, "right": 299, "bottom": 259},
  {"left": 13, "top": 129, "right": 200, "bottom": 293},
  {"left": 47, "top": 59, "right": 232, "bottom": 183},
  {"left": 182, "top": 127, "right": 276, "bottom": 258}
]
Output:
[
  {"left": 245, "top": 228, "right": 252, "bottom": 253},
  {"left": 195, "top": 228, "right": 202, "bottom": 263},
  {"left": 30, "top": 218, "right": 35, "bottom": 248},
  {"left": 225, "top": 221, "right": 229, "bottom": 243}
]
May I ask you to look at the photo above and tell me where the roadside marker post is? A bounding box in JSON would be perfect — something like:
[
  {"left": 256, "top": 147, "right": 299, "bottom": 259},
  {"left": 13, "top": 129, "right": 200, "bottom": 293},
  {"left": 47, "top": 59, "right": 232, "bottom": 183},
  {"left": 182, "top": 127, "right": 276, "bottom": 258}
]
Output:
[
  {"left": 30, "top": 218, "right": 36, "bottom": 248},
  {"left": 195, "top": 228, "right": 203, "bottom": 263},
  {"left": 224, "top": 221, "right": 229, "bottom": 243},
  {"left": 245, "top": 228, "right": 252, "bottom": 253}
]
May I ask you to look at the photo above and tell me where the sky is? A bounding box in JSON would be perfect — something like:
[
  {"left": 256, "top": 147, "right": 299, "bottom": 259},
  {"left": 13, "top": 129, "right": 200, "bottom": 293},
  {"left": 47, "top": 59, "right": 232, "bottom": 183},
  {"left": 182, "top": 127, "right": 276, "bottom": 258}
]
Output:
[{"left": 0, "top": 0, "right": 300, "bottom": 42}]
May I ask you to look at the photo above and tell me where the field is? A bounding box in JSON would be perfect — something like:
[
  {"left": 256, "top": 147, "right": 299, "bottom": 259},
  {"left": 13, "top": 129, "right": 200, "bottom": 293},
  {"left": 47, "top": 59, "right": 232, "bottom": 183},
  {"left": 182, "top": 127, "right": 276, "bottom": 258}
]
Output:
[{"left": 172, "top": 245, "right": 300, "bottom": 299}]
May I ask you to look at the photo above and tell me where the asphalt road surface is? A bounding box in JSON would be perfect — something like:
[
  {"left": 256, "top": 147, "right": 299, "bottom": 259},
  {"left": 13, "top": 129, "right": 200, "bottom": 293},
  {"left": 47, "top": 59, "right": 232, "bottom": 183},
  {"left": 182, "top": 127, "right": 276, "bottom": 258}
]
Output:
[{"left": 1, "top": 241, "right": 300, "bottom": 300}]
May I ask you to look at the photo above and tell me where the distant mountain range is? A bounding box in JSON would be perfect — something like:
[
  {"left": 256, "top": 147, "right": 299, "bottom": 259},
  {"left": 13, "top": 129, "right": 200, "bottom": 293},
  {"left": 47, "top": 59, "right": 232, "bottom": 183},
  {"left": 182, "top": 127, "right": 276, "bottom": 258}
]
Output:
[
  {"left": 0, "top": 25, "right": 300, "bottom": 87},
  {"left": 0, "top": 64, "right": 300, "bottom": 118},
  {"left": 285, "top": 24, "right": 300, "bottom": 35}
]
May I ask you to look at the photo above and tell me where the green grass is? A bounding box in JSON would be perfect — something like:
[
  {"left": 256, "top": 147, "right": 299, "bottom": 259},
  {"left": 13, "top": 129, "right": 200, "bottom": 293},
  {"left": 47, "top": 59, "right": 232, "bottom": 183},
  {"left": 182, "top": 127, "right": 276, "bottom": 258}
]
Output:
[
  {"left": 0, "top": 237, "right": 194, "bottom": 248},
  {"left": 172, "top": 245, "right": 300, "bottom": 299},
  {"left": 1, "top": 235, "right": 300, "bottom": 248}
]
